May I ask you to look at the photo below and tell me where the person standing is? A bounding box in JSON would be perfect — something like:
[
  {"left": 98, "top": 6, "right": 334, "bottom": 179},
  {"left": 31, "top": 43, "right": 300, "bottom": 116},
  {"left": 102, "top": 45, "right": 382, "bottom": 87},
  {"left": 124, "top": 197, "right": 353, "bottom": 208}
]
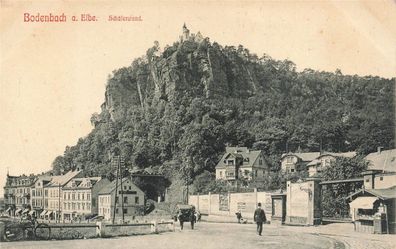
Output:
[
  {"left": 190, "top": 208, "right": 197, "bottom": 229},
  {"left": 235, "top": 210, "right": 242, "bottom": 223},
  {"left": 177, "top": 210, "right": 184, "bottom": 230},
  {"left": 253, "top": 203, "right": 266, "bottom": 236}
]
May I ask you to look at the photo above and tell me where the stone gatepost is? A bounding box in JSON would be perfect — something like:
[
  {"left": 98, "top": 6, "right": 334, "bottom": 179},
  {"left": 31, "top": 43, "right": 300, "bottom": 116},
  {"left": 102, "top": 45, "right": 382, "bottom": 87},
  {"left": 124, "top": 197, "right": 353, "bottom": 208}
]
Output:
[{"left": 96, "top": 221, "right": 105, "bottom": 237}]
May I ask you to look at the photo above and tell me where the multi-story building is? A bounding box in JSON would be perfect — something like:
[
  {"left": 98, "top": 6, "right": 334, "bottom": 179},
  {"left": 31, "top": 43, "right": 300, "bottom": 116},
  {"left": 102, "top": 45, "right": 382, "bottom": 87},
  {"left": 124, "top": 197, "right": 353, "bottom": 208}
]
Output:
[
  {"left": 43, "top": 170, "right": 83, "bottom": 221},
  {"left": 306, "top": 152, "right": 357, "bottom": 176},
  {"left": 3, "top": 174, "right": 35, "bottom": 216},
  {"left": 215, "top": 147, "right": 269, "bottom": 182},
  {"left": 30, "top": 174, "right": 52, "bottom": 216},
  {"left": 280, "top": 152, "right": 320, "bottom": 173},
  {"left": 98, "top": 178, "right": 145, "bottom": 221},
  {"left": 62, "top": 177, "right": 110, "bottom": 221}
]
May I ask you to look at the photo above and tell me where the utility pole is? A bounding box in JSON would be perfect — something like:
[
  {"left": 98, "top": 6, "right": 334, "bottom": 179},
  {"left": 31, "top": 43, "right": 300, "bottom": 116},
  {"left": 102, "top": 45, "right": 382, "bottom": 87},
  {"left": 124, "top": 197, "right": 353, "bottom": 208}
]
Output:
[
  {"left": 112, "top": 156, "right": 119, "bottom": 224},
  {"left": 119, "top": 155, "right": 125, "bottom": 223}
]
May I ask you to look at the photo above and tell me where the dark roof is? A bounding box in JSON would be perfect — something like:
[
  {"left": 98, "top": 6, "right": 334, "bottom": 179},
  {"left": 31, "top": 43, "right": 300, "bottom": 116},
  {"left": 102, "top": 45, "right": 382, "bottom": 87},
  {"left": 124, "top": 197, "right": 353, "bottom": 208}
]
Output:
[
  {"left": 365, "top": 149, "right": 396, "bottom": 173},
  {"left": 281, "top": 152, "right": 320, "bottom": 162},
  {"left": 98, "top": 178, "right": 142, "bottom": 195},
  {"left": 216, "top": 147, "right": 263, "bottom": 169}
]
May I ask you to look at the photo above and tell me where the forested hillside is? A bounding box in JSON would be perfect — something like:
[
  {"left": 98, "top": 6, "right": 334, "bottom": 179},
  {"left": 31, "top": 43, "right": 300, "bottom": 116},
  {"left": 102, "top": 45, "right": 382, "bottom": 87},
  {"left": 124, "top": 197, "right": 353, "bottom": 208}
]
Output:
[{"left": 52, "top": 29, "right": 395, "bottom": 187}]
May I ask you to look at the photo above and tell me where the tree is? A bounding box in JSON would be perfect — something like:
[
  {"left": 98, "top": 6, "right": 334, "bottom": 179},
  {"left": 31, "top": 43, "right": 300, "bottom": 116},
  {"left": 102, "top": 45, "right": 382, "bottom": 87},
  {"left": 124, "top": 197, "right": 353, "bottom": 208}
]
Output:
[{"left": 320, "top": 156, "right": 368, "bottom": 217}]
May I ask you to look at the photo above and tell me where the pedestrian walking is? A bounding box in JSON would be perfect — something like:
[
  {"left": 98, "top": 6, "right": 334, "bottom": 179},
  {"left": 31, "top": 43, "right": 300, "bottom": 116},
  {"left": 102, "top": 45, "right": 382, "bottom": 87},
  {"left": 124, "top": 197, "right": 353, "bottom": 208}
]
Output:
[{"left": 253, "top": 203, "right": 266, "bottom": 236}]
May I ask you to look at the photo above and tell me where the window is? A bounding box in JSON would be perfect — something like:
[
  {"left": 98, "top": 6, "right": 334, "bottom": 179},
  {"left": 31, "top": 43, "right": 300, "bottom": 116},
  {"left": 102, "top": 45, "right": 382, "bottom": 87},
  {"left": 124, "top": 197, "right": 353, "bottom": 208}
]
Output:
[
  {"left": 82, "top": 193, "right": 85, "bottom": 200},
  {"left": 286, "top": 157, "right": 292, "bottom": 163},
  {"left": 124, "top": 186, "right": 127, "bottom": 190},
  {"left": 115, "top": 208, "right": 119, "bottom": 214},
  {"left": 78, "top": 193, "right": 80, "bottom": 200},
  {"left": 227, "top": 160, "right": 234, "bottom": 166},
  {"left": 129, "top": 186, "right": 131, "bottom": 190},
  {"left": 365, "top": 179, "right": 370, "bottom": 182},
  {"left": 219, "top": 171, "right": 223, "bottom": 177},
  {"left": 135, "top": 196, "right": 139, "bottom": 204},
  {"left": 244, "top": 170, "right": 249, "bottom": 176},
  {"left": 124, "top": 196, "right": 128, "bottom": 204},
  {"left": 259, "top": 159, "right": 263, "bottom": 165},
  {"left": 82, "top": 203, "right": 85, "bottom": 210},
  {"left": 115, "top": 196, "right": 119, "bottom": 204},
  {"left": 291, "top": 169, "right": 295, "bottom": 173},
  {"left": 123, "top": 208, "right": 127, "bottom": 214},
  {"left": 87, "top": 194, "right": 91, "bottom": 200},
  {"left": 380, "top": 177, "right": 383, "bottom": 181}
]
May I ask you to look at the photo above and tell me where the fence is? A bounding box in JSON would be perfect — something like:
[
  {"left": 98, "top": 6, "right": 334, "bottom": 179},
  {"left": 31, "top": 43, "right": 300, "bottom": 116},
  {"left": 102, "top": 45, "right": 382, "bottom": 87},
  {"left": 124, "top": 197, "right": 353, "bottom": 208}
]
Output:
[
  {"left": 0, "top": 220, "right": 175, "bottom": 241},
  {"left": 189, "top": 189, "right": 273, "bottom": 221}
]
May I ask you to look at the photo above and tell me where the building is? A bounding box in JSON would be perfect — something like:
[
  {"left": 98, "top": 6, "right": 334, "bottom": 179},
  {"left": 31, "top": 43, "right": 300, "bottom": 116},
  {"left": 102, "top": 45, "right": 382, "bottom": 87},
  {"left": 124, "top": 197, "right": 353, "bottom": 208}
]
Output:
[
  {"left": 98, "top": 178, "right": 145, "bottom": 221},
  {"left": 62, "top": 177, "right": 110, "bottom": 221},
  {"left": 306, "top": 152, "right": 357, "bottom": 177},
  {"left": 30, "top": 174, "right": 52, "bottom": 217},
  {"left": 280, "top": 152, "right": 320, "bottom": 173},
  {"left": 3, "top": 174, "right": 36, "bottom": 216},
  {"left": 42, "top": 170, "right": 83, "bottom": 221},
  {"left": 215, "top": 147, "right": 269, "bottom": 182},
  {"left": 346, "top": 148, "right": 396, "bottom": 234}
]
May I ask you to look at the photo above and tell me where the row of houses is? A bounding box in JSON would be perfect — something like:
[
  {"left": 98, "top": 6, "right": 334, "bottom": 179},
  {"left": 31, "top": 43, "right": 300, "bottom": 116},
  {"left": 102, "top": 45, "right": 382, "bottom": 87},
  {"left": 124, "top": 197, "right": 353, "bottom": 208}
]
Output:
[
  {"left": 3, "top": 170, "right": 145, "bottom": 222},
  {"left": 215, "top": 146, "right": 395, "bottom": 182}
]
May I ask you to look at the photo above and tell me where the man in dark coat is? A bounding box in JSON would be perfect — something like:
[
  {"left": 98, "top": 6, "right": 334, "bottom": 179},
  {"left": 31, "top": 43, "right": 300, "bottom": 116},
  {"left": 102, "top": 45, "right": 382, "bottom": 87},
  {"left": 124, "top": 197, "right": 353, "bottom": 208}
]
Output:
[{"left": 253, "top": 202, "right": 266, "bottom": 236}]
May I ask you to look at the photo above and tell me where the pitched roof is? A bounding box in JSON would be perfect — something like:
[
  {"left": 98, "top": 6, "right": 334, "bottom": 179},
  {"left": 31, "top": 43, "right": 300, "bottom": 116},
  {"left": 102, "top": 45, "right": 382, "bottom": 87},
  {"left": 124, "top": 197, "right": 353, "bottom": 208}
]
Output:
[
  {"left": 365, "top": 149, "right": 396, "bottom": 173},
  {"left": 347, "top": 185, "right": 396, "bottom": 200},
  {"left": 216, "top": 147, "right": 263, "bottom": 169},
  {"left": 63, "top": 177, "right": 102, "bottom": 189},
  {"left": 306, "top": 151, "right": 357, "bottom": 166},
  {"left": 46, "top": 170, "right": 82, "bottom": 187},
  {"left": 98, "top": 178, "right": 142, "bottom": 195},
  {"left": 281, "top": 152, "right": 320, "bottom": 162}
]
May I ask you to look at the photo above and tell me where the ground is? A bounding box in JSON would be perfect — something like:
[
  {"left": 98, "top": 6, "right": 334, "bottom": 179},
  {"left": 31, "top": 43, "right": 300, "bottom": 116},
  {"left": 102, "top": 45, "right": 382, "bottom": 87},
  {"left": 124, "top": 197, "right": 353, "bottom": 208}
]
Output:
[{"left": 1, "top": 222, "right": 395, "bottom": 249}]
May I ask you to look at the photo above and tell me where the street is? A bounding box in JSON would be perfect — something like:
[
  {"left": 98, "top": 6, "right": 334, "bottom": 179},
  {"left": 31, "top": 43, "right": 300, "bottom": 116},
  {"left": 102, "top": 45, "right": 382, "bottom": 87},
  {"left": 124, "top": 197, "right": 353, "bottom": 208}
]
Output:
[{"left": 1, "top": 222, "right": 344, "bottom": 249}]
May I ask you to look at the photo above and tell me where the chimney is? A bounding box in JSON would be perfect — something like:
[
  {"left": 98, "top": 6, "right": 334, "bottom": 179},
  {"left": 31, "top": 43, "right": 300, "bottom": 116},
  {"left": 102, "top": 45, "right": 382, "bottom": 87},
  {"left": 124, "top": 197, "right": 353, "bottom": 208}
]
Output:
[{"left": 377, "top": 146, "right": 383, "bottom": 154}]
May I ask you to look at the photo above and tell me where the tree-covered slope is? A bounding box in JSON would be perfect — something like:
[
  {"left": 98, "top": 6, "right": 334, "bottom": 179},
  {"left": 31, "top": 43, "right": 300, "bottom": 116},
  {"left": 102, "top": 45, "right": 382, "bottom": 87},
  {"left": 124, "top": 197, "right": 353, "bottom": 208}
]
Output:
[{"left": 52, "top": 31, "right": 395, "bottom": 184}]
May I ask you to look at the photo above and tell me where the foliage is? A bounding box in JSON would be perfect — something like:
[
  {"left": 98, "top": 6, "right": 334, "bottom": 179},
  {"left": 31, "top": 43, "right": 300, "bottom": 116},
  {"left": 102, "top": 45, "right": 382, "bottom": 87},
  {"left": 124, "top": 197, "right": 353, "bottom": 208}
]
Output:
[
  {"left": 51, "top": 34, "right": 394, "bottom": 197},
  {"left": 320, "top": 156, "right": 368, "bottom": 217}
]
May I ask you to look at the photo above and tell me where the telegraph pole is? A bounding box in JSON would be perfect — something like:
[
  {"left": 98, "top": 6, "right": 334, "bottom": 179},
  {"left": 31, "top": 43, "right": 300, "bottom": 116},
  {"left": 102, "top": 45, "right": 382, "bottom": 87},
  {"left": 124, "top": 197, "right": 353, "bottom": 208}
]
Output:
[
  {"left": 112, "top": 156, "right": 119, "bottom": 224},
  {"left": 119, "top": 155, "right": 125, "bottom": 223}
]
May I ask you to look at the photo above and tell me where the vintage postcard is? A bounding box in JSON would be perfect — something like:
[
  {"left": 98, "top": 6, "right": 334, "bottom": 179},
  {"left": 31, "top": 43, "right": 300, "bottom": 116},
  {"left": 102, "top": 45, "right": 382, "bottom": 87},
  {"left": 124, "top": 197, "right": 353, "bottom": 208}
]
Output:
[{"left": 1, "top": 1, "right": 395, "bottom": 248}]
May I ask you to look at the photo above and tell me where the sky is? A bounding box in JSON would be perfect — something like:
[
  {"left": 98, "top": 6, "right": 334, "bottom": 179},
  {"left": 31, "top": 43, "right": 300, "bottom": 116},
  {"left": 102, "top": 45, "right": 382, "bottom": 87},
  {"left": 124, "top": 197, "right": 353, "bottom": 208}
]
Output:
[{"left": 0, "top": 0, "right": 395, "bottom": 196}]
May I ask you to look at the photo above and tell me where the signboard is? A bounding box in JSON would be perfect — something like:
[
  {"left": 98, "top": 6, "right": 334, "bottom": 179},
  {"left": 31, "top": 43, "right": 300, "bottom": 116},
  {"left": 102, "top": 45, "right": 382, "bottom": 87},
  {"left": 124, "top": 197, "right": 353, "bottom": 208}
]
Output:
[
  {"left": 219, "top": 193, "right": 229, "bottom": 211},
  {"left": 237, "top": 202, "right": 246, "bottom": 211}
]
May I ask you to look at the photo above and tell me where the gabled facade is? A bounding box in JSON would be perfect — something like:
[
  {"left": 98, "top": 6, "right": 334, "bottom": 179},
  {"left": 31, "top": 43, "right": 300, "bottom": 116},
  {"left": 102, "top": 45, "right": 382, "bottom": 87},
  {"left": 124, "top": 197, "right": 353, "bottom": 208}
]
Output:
[
  {"left": 306, "top": 152, "right": 357, "bottom": 176},
  {"left": 215, "top": 147, "right": 269, "bottom": 182},
  {"left": 62, "top": 177, "right": 110, "bottom": 221},
  {"left": 98, "top": 178, "right": 145, "bottom": 221},
  {"left": 43, "top": 170, "right": 83, "bottom": 221},
  {"left": 280, "top": 152, "right": 320, "bottom": 173},
  {"left": 30, "top": 175, "right": 52, "bottom": 214}
]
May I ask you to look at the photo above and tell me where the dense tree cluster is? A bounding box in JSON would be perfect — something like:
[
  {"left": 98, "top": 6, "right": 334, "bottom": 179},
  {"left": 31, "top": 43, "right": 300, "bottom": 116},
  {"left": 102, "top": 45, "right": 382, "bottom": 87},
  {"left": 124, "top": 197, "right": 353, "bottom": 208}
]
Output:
[{"left": 52, "top": 36, "right": 394, "bottom": 195}]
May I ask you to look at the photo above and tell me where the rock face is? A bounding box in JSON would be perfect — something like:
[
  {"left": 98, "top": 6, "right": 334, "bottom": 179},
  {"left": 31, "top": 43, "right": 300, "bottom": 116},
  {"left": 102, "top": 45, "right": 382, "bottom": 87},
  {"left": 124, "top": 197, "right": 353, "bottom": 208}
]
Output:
[{"left": 103, "top": 25, "right": 261, "bottom": 119}]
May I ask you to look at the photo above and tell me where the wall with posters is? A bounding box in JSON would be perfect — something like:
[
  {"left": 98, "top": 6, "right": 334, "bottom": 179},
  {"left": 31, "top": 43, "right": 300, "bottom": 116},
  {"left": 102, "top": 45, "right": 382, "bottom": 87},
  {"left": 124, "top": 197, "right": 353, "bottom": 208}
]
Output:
[{"left": 188, "top": 189, "right": 272, "bottom": 221}]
